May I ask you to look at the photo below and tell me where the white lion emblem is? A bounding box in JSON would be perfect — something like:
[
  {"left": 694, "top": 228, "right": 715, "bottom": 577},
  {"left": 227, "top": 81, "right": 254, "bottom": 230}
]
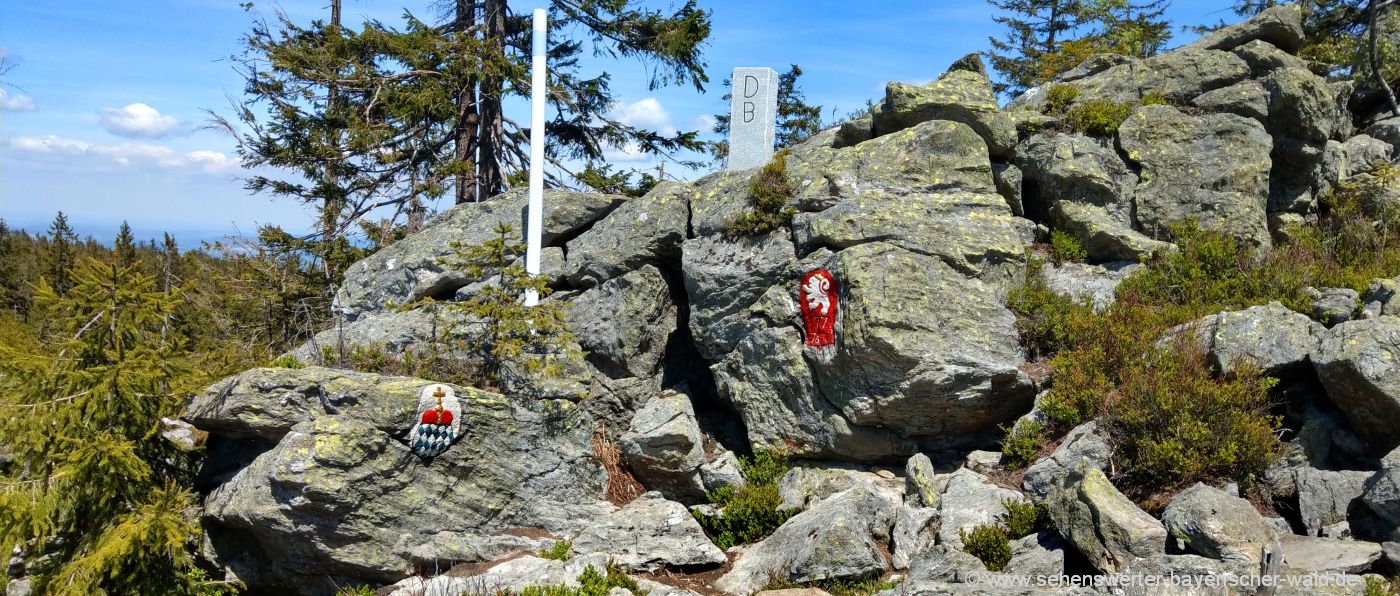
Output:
[{"left": 802, "top": 273, "right": 831, "bottom": 315}]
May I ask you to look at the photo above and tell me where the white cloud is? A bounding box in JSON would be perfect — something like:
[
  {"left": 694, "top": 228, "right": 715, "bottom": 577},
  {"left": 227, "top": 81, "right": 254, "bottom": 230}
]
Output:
[
  {"left": 602, "top": 141, "right": 652, "bottom": 163},
  {"left": 690, "top": 114, "right": 717, "bottom": 132},
  {"left": 99, "top": 103, "right": 185, "bottom": 139},
  {"left": 0, "top": 89, "right": 35, "bottom": 112},
  {"left": 7, "top": 134, "right": 240, "bottom": 174},
  {"left": 612, "top": 97, "right": 676, "bottom": 136}
]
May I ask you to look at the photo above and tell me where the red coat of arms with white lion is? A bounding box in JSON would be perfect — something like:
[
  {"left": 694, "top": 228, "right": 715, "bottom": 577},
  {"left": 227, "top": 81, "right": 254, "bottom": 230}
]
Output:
[{"left": 798, "top": 269, "right": 839, "bottom": 361}]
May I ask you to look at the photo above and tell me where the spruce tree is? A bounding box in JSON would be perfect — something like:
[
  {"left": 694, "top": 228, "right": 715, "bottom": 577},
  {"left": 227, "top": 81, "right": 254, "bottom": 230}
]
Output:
[
  {"left": 988, "top": 0, "right": 1092, "bottom": 95},
  {"left": 436, "top": 224, "right": 582, "bottom": 389},
  {"left": 711, "top": 64, "right": 824, "bottom": 162},
  {"left": 222, "top": 0, "right": 712, "bottom": 255},
  {"left": 114, "top": 221, "right": 137, "bottom": 269},
  {"left": 0, "top": 257, "right": 205, "bottom": 594},
  {"left": 988, "top": 0, "right": 1170, "bottom": 96},
  {"left": 0, "top": 220, "right": 17, "bottom": 313},
  {"left": 46, "top": 212, "right": 78, "bottom": 297},
  {"left": 160, "top": 233, "right": 181, "bottom": 295}
]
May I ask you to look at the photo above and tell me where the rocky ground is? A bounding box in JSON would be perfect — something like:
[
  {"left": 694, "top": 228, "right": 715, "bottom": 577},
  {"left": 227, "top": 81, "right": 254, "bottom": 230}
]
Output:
[{"left": 171, "top": 6, "right": 1400, "bottom": 596}]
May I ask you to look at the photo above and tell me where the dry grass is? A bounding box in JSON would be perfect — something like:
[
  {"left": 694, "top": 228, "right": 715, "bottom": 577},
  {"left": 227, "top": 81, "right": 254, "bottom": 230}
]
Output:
[{"left": 593, "top": 423, "right": 644, "bottom": 506}]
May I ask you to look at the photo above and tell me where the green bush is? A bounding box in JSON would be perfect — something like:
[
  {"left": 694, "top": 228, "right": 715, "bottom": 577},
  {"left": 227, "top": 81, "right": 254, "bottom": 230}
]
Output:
[
  {"left": 1139, "top": 92, "right": 1169, "bottom": 106},
  {"left": 1005, "top": 225, "right": 1290, "bottom": 498},
  {"left": 1049, "top": 230, "right": 1088, "bottom": 264},
  {"left": 333, "top": 586, "right": 376, "bottom": 596},
  {"left": 1364, "top": 575, "right": 1400, "bottom": 596},
  {"left": 765, "top": 572, "right": 902, "bottom": 596},
  {"left": 693, "top": 449, "right": 794, "bottom": 549},
  {"left": 540, "top": 539, "right": 572, "bottom": 561},
  {"left": 1042, "top": 84, "right": 1079, "bottom": 115},
  {"left": 1000, "top": 420, "right": 1047, "bottom": 471},
  {"left": 1005, "top": 257, "right": 1095, "bottom": 359},
  {"left": 517, "top": 564, "right": 638, "bottom": 596},
  {"left": 1105, "top": 337, "right": 1280, "bottom": 493},
  {"left": 433, "top": 223, "right": 584, "bottom": 391},
  {"left": 960, "top": 524, "right": 1012, "bottom": 571},
  {"left": 726, "top": 151, "right": 797, "bottom": 236},
  {"left": 1117, "top": 222, "right": 1311, "bottom": 314},
  {"left": 1063, "top": 98, "right": 1135, "bottom": 137},
  {"left": 1001, "top": 498, "right": 1050, "bottom": 538},
  {"left": 1005, "top": 186, "right": 1400, "bottom": 502},
  {"left": 740, "top": 448, "right": 790, "bottom": 485},
  {"left": 267, "top": 354, "right": 305, "bottom": 369}
]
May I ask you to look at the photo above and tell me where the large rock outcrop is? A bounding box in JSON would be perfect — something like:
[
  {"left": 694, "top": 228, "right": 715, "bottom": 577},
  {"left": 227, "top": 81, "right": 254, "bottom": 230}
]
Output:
[
  {"left": 189, "top": 367, "right": 613, "bottom": 592},
  {"left": 1118, "top": 105, "right": 1273, "bottom": 249},
  {"left": 180, "top": 16, "right": 1400, "bottom": 593},
  {"left": 1312, "top": 317, "right": 1400, "bottom": 455},
  {"left": 334, "top": 189, "right": 625, "bottom": 320}
]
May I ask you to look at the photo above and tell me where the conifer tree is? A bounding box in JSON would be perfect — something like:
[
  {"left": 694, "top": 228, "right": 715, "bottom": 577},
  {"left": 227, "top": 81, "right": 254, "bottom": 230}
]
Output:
[
  {"left": 988, "top": 0, "right": 1092, "bottom": 95},
  {"left": 436, "top": 224, "right": 581, "bottom": 389},
  {"left": 987, "top": 0, "right": 1170, "bottom": 96},
  {"left": 0, "top": 256, "right": 205, "bottom": 594},
  {"left": 711, "top": 64, "right": 824, "bottom": 162},
  {"left": 221, "top": 0, "right": 712, "bottom": 258},
  {"left": 160, "top": 233, "right": 181, "bottom": 295},
  {"left": 0, "top": 220, "right": 18, "bottom": 313},
  {"left": 46, "top": 212, "right": 78, "bottom": 297},
  {"left": 114, "top": 221, "right": 138, "bottom": 269}
]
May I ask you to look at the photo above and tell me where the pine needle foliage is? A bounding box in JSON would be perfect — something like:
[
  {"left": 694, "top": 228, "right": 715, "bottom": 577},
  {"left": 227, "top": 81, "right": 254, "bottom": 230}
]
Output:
[
  {"left": 0, "top": 257, "right": 209, "bottom": 594},
  {"left": 435, "top": 224, "right": 583, "bottom": 390},
  {"left": 988, "top": 0, "right": 1169, "bottom": 96}
]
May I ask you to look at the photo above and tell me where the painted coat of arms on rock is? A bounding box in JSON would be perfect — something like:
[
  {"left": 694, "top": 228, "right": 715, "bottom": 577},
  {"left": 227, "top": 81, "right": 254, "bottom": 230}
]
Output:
[
  {"left": 799, "top": 269, "right": 839, "bottom": 362},
  {"left": 409, "top": 385, "right": 462, "bottom": 457}
]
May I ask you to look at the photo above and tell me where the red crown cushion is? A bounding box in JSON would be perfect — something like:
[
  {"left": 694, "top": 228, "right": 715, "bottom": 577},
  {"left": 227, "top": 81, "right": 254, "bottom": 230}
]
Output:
[
  {"left": 438, "top": 410, "right": 453, "bottom": 426},
  {"left": 421, "top": 410, "right": 440, "bottom": 425}
]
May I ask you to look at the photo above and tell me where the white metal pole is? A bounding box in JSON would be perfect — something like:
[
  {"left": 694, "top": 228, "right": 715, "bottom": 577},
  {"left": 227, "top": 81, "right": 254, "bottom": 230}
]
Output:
[{"left": 524, "top": 8, "right": 547, "bottom": 307}]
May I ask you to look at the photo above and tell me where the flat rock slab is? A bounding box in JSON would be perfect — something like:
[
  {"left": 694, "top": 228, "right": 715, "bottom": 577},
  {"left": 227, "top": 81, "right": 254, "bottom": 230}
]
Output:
[
  {"left": 1279, "top": 535, "right": 1381, "bottom": 574},
  {"left": 570, "top": 492, "right": 725, "bottom": 571}
]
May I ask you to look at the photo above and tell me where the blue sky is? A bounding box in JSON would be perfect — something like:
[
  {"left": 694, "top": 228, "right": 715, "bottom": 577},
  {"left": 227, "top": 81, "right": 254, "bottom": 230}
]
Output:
[{"left": 0, "top": 0, "right": 1241, "bottom": 245}]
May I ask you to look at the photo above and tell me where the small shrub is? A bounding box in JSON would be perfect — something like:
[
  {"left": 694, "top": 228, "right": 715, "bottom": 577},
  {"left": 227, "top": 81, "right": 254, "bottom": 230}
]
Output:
[
  {"left": 1139, "top": 92, "right": 1169, "bottom": 106},
  {"left": 1117, "top": 222, "right": 1311, "bottom": 314},
  {"left": 1042, "top": 84, "right": 1080, "bottom": 115},
  {"left": 267, "top": 354, "right": 305, "bottom": 369},
  {"left": 540, "top": 539, "right": 572, "bottom": 561},
  {"left": 1049, "top": 230, "right": 1087, "bottom": 264},
  {"left": 434, "top": 223, "right": 584, "bottom": 389},
  {"left": 726, "top": 151, "right": 797, "bottom": 236},
  {"left": 1364, "top": 575, "right": 1400, "bottom": 596},
  {"left": 739, "top": 448, "right": 790, "bottom": 485},
  {"left": 1000, "top": 420, "right": 1047, "bottom": 471},
  {"left": 765, "top": 572, "right": 902, "bottom": 596},
  {"left": 1104, "top": 336, "right": 1280, "bottom": 494},
  {"left": 693, "top": 449, "right": 794, "bottom": 549},
  {"left": 1063, "top": 98, "right": 1135, "bottom": 137},
  {"left": 1001, "top": 498, "right": 1050, "bottom": 538},
  {"left": 960, "top": 524, "right": 1012, "bottom": 572},
  {"left": 1005, "top": 257, "right": 1094, "bottom": 359},
  {"left": 333, "top": 586, "right": 376, "bottom": 596},
  {"left": 517, "top": 564, "right": 638, "bottom": 596}
]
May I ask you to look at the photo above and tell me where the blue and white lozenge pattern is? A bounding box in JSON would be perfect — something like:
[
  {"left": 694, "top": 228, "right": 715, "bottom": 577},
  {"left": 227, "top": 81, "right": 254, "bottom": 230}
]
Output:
[{"left": 409, "top": 421, "right": 456, "bottom": 457}]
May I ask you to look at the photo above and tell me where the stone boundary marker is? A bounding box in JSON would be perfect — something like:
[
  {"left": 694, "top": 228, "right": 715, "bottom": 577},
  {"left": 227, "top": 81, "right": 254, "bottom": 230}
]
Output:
[{"left": 727, "top": 66, "right": 779, "bottom": 171}]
